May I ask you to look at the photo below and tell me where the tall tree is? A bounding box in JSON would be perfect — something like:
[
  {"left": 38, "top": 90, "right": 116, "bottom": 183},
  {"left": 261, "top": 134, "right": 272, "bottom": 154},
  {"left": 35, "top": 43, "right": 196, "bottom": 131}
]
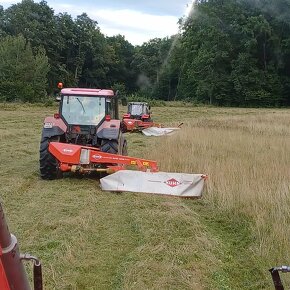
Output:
[
  {"left": 169, "top": 0, "right": 289, "bottom": 106},
  {"left": 106, "top": 35, "right": 136, "bottom": 92},
  {"left": 0, "top": 35, "right": 49, "bottom": 102}
]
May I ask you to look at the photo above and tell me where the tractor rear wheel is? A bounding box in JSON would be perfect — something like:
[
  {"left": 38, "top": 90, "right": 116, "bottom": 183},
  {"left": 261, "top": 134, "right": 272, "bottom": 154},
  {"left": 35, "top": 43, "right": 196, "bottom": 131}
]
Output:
[
  {"left": 122, "top": 140, "right": 128, "bottom": 156},
  {"left": 101, "top": 134, "right": 128, "bottom": 155},
  {"left": 100, "top": 140, "right": 119, "bottom": 154},
  {"left": 39, "top": 136, "right": 61, "bottom": 180}
]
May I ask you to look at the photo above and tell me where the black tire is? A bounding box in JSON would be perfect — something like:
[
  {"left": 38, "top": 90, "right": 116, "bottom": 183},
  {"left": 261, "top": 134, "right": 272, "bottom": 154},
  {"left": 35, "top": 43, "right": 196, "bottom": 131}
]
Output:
[
  {"left": 101, "top": 139, "right": 119, "bottom": 154},
  {"left": 122, "top": 140, "right": 128, "bottom": 156},
  {"left": 120, "top": 121, "right": 127, "bottom": 133},
  {"left": 39, "top": 136, "right": 61, "bottom": 180},
  {"left": 101, "top": 133, "right": 128, "bottom": 155}
]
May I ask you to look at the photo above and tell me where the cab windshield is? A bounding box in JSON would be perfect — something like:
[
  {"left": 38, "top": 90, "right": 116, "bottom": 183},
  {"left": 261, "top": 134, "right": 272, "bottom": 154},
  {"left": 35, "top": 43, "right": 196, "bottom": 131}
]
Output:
[
  {"left": 61, "top": 95, "right": 106, "bottom": 125},
  {"left": 129, "top": 104, "right": 147, "bottom": 116}
]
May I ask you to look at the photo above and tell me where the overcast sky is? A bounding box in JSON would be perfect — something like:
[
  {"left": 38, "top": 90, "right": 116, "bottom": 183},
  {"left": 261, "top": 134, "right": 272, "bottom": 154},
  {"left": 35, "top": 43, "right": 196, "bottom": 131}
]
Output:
[{"left": 1, "top": 0, "right": 193, "bottom": 45}]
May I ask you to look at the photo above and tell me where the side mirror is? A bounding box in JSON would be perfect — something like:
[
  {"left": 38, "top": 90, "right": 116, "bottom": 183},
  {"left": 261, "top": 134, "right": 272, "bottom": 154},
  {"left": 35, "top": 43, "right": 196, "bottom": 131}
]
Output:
[{"left": 121, "top": 97, "right": 127, "bottom": 106}]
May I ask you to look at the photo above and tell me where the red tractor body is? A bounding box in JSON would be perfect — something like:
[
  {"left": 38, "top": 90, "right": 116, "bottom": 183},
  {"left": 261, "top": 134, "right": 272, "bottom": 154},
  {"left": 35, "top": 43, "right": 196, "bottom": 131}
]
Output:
[{"left": 121, "top": 102, "right": 162, "bottom": 132}]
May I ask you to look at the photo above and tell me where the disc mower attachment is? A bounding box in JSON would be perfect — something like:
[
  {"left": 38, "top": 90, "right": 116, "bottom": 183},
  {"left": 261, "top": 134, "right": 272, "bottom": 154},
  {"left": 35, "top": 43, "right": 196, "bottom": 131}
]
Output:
[
  {"left": 100, "top": 170, "right": 207, "bottom": 197},
  {"left": 142, "top": 127, "right": 180, "bottom": 137},
  {"left": 48, "top": 142, "right": 207, "bottom": 198}
]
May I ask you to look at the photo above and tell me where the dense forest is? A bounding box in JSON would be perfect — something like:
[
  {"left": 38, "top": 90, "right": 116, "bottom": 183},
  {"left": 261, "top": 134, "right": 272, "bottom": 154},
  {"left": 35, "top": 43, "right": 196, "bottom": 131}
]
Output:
[{"left": 1, "top": 0, "right": 290, "bottom": 106}]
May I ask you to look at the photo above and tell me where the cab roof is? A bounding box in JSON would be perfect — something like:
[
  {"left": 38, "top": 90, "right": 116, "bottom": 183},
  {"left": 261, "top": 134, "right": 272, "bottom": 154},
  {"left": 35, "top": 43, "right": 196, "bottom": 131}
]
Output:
[
  {"left": 61, "top": 88, "right": 115, "bottom": 97},
  {"left": 128, "top": 102, "right": 148, "bottom": 105}
]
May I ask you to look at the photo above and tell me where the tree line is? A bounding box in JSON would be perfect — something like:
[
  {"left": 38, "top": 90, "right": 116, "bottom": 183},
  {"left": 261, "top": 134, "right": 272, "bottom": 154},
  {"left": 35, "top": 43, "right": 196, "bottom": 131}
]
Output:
[
  {"left": 1, "top": 0, "right": 290, "bottom": 106},
  {"left": 159, "top": 0, "right": 290, "bottom": 106}
]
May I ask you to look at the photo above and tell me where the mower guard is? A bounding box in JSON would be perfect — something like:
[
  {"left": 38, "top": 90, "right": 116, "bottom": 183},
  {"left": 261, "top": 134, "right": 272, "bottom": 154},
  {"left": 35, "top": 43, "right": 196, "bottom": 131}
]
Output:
[
  {"left": 142, "top": 127, "right": 181, "bottom": 137},
  {"left": 100, "top": 170, "right": 207, "bottom": 197}
]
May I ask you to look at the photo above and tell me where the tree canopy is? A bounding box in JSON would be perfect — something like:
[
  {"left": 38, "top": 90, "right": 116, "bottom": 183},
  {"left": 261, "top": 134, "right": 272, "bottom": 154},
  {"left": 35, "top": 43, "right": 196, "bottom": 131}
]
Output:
[
  {"left": 163, "top": 0, "right": 290, "bottom": 106},
  {"left": 1, "top": 0, "right": 290, "bottom": 106},
  {"left": 0, "top": 35, "right": 49, "bottom": 102}
]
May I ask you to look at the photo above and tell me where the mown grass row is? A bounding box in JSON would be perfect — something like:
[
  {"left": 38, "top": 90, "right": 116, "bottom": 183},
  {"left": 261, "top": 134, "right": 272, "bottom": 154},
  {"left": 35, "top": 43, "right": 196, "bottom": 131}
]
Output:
[{"left": 149, "top": 108, "right": 290, "bottom": 289}]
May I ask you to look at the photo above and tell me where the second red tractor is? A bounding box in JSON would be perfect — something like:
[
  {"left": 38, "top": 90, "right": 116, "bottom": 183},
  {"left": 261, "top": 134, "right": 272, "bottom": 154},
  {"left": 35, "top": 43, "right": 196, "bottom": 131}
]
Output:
[{"left": 121, "top": 102, "right": 162, "bottom": 132}]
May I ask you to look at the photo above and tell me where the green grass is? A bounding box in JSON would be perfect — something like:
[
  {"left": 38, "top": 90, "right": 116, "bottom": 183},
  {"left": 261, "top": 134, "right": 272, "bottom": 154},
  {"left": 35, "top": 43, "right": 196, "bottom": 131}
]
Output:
[
  {"left": 0, "top": 104, "right": 287, "bottom": 289},
  {"left": 194, "top": 202, "right": 268, "bottom": 289}
]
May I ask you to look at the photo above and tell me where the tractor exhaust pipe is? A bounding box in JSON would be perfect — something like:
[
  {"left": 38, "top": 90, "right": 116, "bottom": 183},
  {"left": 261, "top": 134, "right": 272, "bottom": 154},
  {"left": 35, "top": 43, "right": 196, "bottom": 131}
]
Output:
[
  {"left": 114, "top": 90, "right": 120, "bottom": 120},
  {"left": 0, "top": 202, "right": 43, "bottom": 290}
]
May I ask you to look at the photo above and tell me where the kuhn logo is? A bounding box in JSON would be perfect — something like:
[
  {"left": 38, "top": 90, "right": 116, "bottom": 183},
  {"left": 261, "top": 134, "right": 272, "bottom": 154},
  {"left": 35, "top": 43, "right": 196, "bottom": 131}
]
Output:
[
  {"left": 92, "top": 154, "right": 102, "bottom": 160},
  {"left": 63, "top": 148, "right": 73, "bottom": 153},
  {"left": 164, "top": 178, "right": 181, "bottom": 187}
]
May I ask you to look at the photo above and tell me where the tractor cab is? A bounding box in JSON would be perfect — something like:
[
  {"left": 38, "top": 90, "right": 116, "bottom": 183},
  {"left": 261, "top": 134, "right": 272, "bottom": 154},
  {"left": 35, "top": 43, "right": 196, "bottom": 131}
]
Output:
[
  {"left": 40, "top": 87, "right": 127, "bottom": 179},
  {"left": 121, "top": 102, "right": 162, "bottom": 132},
  {"left": 124, "top": 102, "right": 151, "bottom": 121},
  {"left": 59, "top": 88, "right": 118, "bottom": 126},
  {"left": 61, "top": 95, "right": 106, "bottom": 126},
  {"left": 53, "top": 88, "right": 120, "bottom": 146}
]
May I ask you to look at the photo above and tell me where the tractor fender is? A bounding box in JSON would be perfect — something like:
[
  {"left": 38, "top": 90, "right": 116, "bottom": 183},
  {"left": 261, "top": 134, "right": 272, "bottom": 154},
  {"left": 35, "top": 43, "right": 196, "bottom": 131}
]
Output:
[
  {"left": 122, "top": 118, "right": 139, "bottom": 131},
  {"left": 97, "top": 120, "right": 121, "bottom": 140},
  {"left": 41, "top": 116, "right": 67, "bottom": 138}
]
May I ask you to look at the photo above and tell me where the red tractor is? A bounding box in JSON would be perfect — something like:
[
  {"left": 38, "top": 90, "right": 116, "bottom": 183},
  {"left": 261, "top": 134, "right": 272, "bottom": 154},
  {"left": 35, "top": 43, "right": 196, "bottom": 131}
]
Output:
[
  {"left": 121, "top": 102, "right": 162, "bottom": 132},
  {"left": 40, "top": 88, "right": 157, "bottom": 179}
]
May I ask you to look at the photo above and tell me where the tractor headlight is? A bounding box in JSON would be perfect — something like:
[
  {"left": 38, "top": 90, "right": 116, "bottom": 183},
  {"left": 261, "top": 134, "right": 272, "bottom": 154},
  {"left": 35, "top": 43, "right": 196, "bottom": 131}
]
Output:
[{"left": 80, "top": 149, "right": 90, "bottom": 164}]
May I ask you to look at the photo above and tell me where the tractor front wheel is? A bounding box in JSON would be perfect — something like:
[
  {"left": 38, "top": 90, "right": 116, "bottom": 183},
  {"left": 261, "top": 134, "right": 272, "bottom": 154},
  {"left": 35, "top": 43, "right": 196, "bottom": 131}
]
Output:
[{"left": 39, "top": 136, "right": 61, "bottom": 180}]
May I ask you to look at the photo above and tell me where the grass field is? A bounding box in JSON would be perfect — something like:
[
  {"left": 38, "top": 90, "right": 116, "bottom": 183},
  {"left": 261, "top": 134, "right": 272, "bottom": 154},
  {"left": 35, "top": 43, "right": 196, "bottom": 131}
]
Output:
[{"left": 0, "top": 103, "right": 290, "bottom": 289}]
